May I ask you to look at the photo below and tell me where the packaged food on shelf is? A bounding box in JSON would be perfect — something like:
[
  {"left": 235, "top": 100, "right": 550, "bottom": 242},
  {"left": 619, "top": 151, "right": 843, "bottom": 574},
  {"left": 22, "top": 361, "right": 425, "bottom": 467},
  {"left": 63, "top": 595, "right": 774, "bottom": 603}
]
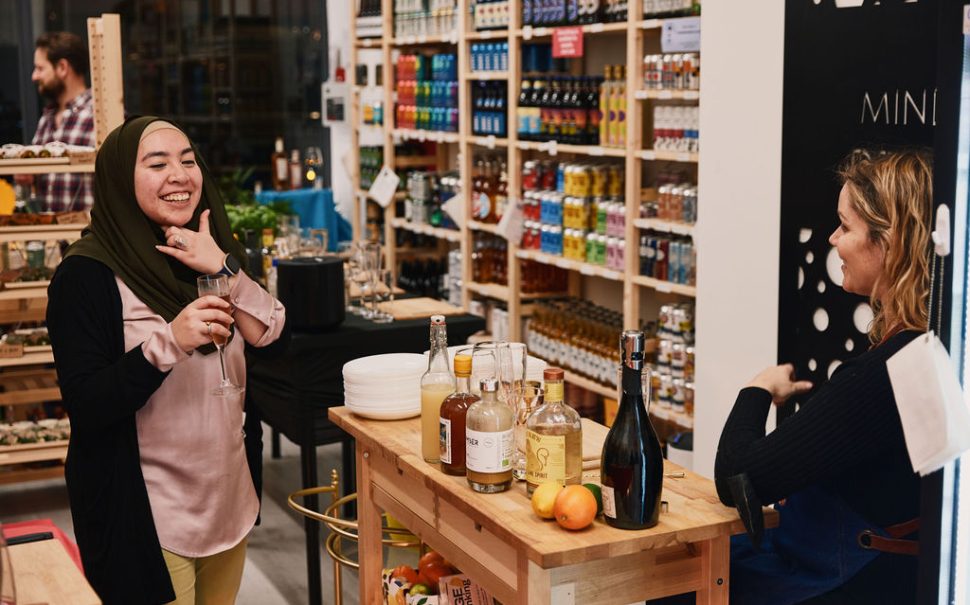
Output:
[
  {"left": 643, "top": 53, "right": 700, "bottom": 91},
  {"left": 652, "top": 105, "right": 699, "bottom": 153}
]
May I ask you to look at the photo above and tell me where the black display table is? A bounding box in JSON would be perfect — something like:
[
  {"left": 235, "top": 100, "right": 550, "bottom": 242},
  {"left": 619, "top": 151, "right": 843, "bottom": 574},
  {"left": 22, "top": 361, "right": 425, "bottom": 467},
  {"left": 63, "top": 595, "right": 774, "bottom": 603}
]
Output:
[{"left": 247, "top": 310, "right": 485, "bottom": 605}]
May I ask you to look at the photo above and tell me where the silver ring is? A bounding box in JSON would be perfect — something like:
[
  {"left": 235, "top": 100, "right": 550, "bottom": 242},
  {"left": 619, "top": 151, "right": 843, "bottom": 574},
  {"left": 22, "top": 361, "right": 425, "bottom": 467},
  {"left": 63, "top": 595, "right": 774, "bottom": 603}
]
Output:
[
  {"left": 174, "top": 235, "right": 187, "bottom": 249},
  {"left": 205, "top": 321, "right": 212, "bottom": 335}
]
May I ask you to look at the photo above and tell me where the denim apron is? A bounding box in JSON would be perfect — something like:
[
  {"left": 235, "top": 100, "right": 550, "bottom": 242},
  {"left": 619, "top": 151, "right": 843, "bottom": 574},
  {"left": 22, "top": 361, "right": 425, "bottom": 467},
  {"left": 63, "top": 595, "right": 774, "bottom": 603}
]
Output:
[{"left": 729, "top": 484, "right": 885, "bottom": 605}]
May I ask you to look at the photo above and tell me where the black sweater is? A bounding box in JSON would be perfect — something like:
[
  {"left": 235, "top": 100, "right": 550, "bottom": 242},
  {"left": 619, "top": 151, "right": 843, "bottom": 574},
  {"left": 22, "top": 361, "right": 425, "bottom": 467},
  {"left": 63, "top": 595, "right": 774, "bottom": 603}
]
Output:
[
  {"left": 715, "top": 330, "right": 920, "bottom": 526},
  {"left": 47, "top": 256, "right": 288, "bottom": 605},
  {"left": 715, "top": 330, "right": 921, "bottom": 603}
]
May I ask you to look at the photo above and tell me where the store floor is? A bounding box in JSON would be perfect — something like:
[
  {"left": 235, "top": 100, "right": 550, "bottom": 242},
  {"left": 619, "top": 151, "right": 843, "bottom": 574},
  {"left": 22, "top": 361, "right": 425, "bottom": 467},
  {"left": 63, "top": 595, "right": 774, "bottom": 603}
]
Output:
[{"left": 0, "top": 424, "right": 360, "bottom": 605}]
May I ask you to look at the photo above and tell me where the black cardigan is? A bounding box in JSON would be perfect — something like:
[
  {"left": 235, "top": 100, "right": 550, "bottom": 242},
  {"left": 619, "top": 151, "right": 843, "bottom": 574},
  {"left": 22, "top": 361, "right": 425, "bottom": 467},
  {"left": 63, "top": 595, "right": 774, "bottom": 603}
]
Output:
[
  {"left": 47, "top": 256, "right": 288, "bottom": 605},
  {"left": 715, "top": 329, "right": 921, "bottom": 603}
]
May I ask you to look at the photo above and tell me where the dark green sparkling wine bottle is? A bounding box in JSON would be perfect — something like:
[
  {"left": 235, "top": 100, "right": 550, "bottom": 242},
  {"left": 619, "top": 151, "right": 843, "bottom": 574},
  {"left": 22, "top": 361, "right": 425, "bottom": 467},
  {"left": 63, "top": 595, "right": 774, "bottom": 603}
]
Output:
[{"left": 600, "top": 330, "right": 664, "bottom": 529}]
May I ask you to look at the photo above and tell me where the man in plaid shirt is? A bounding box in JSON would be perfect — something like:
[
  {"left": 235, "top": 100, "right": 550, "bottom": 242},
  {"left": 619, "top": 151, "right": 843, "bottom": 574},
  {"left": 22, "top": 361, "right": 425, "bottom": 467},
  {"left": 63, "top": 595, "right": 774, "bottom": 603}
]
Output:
[{"left": 14, "top": 32, "right": 95, "bottom": 212}]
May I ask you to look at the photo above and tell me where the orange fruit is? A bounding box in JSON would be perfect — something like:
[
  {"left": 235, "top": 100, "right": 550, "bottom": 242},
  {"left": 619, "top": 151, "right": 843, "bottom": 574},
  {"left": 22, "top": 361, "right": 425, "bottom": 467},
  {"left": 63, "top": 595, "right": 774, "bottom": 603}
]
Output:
[{"left": 554, "top": 485, "right": 597, "bottom": 530}]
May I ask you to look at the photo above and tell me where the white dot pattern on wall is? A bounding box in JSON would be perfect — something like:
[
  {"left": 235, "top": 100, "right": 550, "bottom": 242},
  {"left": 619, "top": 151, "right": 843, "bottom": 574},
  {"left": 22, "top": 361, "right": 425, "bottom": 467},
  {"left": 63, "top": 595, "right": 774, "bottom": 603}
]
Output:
[
  {"left": 805, "top": 251, "right": 814, "bottom": 264},
  {"left": 828, "top": 359, "right": 842, "bottom": 379},
  {"left": 853, "top": 302, "right": 874, "bottom": 334},
  {"left": 813, "top": 308, "right": 829, "bottom": 332},
  {"left": 817, "top": 280, "right": 826, "bottom": 293},
  {"left": 845, "top": 339, "right": 854, "bottom": 352},
  {"left": 798, "top": 267, "right": 805, "bottom": 289},
  {"left": 799, "top": 228, "right": 813, "bottom": 243},
  {"left": 826, "top": 247, "right": 844, "bottom": 286},
  {"left": 808, "top": 358, "right": 817, "bottom": 371}
]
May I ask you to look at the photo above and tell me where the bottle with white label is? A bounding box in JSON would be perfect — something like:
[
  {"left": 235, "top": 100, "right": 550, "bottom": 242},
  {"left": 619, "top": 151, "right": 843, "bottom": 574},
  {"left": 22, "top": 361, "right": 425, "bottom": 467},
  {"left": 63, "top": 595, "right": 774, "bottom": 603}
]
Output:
[
  {"left": 466, "top": 377, "right": 514, "bottom": 493},
  {"left": 600, "top": 330, "right": 664, "bottom": 529},
  {"left": 439, "top": 353, "right": 479, "bottom": 476},
  {"left": 525, "top": 367, "right": 583, "bottom": 495},
  {"left": 271, "top": 136, "right": 289, "bottom": 191}
]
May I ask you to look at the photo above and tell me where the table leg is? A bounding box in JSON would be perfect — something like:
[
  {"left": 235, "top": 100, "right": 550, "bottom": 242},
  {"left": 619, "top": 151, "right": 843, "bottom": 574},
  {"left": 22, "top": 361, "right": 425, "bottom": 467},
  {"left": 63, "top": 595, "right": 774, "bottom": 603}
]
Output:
[
  {"left": 357, "top": 446, "right": 384, "bottom": 605},
  {"left": 695, "top": 534, "right": 730, "bottom": 605},
  {"left": 271, "top": 428, "right": 281, "bottom": 459},
  {"left": 341, "top": 437, "right": 357, "bottom": 519},
  {"left": 300, "top": 443, "right": 322, "bottom": 605}
]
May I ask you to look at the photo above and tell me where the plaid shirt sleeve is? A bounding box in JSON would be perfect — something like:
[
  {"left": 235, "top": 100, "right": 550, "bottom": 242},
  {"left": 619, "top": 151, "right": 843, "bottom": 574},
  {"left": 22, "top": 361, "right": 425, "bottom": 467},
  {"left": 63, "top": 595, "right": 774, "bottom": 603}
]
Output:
[{"left": 33, "top": 89, "right": 96, "bottom": 212}]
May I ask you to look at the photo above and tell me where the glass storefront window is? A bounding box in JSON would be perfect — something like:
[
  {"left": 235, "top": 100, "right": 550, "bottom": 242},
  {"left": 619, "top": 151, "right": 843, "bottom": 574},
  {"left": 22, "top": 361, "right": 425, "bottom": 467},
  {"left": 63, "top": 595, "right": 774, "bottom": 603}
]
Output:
[{"left": 0, "top": 0, "right": 331, "bottom": 188}]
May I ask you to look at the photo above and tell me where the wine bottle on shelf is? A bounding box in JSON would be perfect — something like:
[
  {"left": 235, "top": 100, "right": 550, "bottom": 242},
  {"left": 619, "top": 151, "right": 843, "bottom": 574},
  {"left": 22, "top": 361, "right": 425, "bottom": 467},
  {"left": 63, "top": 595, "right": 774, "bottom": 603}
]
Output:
[
  {"left": 271, "top": 136, "right": 289, "bottom": 191},
  {"left": 525, "top": 367, "right": 583, "bottom": 495},
  {"left": 421, "top": 315, "right": 455, "bottom": 464},
  {"left": 439, "top": 353, "right": 479, "bottom": 476},
  {"left": 600, "top": 330, "right": 664, "bottom": 529},
  {"left": 466, "top": 377, "right": 514, "bottom": 493}
]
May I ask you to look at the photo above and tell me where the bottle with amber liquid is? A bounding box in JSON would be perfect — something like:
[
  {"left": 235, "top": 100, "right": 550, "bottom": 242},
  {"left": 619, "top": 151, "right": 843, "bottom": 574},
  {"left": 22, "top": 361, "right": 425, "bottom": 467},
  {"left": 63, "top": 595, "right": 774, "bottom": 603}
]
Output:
[
  {"left": 271, "top": 136, "right": 289, "bottom": 191},
  {"left": 439, "top": 353, "right": 479, "bottom": 475},
  {"left": 525, "top": 367, "right": 582, "bottom": 495},
  {"left": 601, "top": 330, "right": 664, "bottom": 529},
  {"left": 421, "top": 315, "right": 455, "bottom": 464},
  {"left": 466, "top": 377, "right": 513, "bottom": 493}
]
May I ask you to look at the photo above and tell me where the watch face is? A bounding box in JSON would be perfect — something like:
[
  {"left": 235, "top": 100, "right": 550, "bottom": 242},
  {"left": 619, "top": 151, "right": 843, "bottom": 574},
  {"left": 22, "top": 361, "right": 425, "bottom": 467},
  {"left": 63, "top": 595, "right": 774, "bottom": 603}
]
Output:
[{"left": 225, "top": 254, "right": 241, "bottom": 274}]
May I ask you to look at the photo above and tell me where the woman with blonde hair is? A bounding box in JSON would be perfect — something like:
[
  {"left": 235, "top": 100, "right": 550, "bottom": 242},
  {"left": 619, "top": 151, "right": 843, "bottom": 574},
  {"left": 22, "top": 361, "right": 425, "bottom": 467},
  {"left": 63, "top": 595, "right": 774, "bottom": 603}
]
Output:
[{"left": 714, "top": 148, "right": 932, "bottom": 604}]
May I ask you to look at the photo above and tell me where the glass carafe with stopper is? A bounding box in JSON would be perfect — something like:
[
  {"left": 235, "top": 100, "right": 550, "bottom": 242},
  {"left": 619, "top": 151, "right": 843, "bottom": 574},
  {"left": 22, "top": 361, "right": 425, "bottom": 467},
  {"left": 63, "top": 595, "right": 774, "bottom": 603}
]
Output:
[
  {"left": 525, "top": 367, "right": 582, "bottom": 495},
  {"left": 601, "top": 330, "right": 664, "bottom": 529},
  {"left": 439, "top": 352, "right": 479, "bottom": 475},
  {"left": 465, "top": 377, "right": 513, "bottom": 493},
  {"left": 421, "top": 315, "right": 454, "bottom": 464}
]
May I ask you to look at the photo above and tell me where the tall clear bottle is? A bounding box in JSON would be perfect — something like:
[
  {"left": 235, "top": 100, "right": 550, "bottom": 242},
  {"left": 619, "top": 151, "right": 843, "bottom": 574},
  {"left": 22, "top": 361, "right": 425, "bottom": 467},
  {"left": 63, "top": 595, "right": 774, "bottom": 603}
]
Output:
[
  {"left": 525, "top": 367, "right": 583, "bottom": 495},
  {"left": 439, "top": 353, "right": 479, "bottom": 475},
  {"left": 421, "top": 315, "right": 455, "bottom": 464},
  {"left": 466, "top": 377, "right": 514, "bottom": 493},
  {"left": 600, "top": 330, "right": 664, "bottom": 529}
]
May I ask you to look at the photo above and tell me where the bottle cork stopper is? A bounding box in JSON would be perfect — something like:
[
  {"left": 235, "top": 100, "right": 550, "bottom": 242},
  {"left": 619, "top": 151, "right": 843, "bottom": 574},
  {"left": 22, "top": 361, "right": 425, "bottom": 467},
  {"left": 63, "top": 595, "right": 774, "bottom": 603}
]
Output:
[{"left": 544, "top": 367, "right": 565, "bottom": 381}]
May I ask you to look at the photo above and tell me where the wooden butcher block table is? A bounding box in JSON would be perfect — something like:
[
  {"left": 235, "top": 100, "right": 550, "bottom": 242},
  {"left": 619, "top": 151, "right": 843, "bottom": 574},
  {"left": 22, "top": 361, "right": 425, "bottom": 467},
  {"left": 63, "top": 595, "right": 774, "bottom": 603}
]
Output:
[{"left": 329, "top": 407, "right": 777, "bottom": 605}]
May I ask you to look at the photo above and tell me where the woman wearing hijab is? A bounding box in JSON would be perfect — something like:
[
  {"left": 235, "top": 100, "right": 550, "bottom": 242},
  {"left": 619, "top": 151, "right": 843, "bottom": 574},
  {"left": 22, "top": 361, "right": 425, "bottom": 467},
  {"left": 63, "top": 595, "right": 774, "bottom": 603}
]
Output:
[{"left": 47, "top": 116, "right": 288, "bottom": 605}]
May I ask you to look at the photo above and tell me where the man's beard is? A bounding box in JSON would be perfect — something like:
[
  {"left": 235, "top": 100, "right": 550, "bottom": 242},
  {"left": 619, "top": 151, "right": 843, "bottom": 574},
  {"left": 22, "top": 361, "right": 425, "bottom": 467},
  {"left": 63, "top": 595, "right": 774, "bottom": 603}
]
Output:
[{"left": 37, "top": 76, "right": 65, "bottom": 102}]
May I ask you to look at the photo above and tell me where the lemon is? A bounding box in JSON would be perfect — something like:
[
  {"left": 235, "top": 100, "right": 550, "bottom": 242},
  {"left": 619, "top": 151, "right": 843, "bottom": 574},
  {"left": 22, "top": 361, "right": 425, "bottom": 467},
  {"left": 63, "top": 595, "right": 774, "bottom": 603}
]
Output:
[{"left": 531, "top": 482, "right": 563, "bottom": 519}]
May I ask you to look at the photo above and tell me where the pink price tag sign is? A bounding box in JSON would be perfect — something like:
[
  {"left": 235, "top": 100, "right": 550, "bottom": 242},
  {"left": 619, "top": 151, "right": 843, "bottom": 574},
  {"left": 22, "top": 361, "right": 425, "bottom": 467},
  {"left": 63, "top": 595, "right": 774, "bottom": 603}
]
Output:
[{"left": 552, "top": 26, "right": 584, "bottom": 58}]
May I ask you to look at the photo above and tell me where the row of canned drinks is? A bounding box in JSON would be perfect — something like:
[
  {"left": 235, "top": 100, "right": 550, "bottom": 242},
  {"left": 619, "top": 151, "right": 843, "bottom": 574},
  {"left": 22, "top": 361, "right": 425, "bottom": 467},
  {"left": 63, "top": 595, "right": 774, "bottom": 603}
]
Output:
[
  {"left": 522, "top": 160, "right": 624, "bottom": 198},
  {"left": 656, "top": 337, "right": 694, "bottom": 380},
  {"left": 642, "top": 53, "right": 700, "bottom": 91},
  {"left": 640, "top": 233, "right": 696, "bottom": 285},
  {"left": 394, "top": 7, "right": 459, "bottom": 37},
  {"left": 524, "top": 192, "right": 627, "bottom": 237},
  {"left": 522, "top": 223, "right": 630, "bottom": 271},
  {"left": 649, "top": 369, "right": 695, "bottom": 417}
]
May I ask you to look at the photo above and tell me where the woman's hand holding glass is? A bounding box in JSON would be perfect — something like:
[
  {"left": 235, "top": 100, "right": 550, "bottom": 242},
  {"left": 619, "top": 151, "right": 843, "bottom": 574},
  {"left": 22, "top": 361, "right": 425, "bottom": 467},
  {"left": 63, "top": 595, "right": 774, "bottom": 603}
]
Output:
[
  {"left": 171, "top": 294, "right": 234, "bottom": 354},
  {"left": 155, "top": 209, "right": 228, "bottom": 275}
]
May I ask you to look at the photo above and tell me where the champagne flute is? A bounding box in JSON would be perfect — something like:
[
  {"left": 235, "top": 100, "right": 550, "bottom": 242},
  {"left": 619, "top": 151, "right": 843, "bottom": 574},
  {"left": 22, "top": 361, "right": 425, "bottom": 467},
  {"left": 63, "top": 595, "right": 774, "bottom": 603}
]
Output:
[{"left": 197, "top": 274, "right": 244, "bottom": 396}]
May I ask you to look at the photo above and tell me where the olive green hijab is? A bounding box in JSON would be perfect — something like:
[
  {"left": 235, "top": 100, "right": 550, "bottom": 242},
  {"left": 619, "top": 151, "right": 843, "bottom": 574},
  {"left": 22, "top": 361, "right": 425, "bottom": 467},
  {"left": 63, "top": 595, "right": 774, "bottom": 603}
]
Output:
[{"left": 65, "top": 116, "right": 246, "bottom": 327}]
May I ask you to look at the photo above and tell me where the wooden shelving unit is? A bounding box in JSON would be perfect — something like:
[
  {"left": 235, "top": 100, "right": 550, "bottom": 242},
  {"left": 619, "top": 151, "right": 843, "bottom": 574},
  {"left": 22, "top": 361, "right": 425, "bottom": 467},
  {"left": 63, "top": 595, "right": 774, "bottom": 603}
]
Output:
[
  {"left": 350, "top": 5, "right": 699, "bottom": 413},
  {"left": 0, "top": 14, "right": 123, "bottom": 485}
]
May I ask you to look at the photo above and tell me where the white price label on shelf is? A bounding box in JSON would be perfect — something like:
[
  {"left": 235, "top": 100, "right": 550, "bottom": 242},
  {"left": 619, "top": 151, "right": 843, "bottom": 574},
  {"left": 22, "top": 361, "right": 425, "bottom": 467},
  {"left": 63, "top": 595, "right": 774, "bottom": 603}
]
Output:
[
  {"left": 676, "top": 152, "right": 691, "bottom": 162},
  {"left": 432, "top": 131, "right": 444, "bottom": 143},
  {"left": 486, "top": 135, "right": 496, "bottom": 150},
  {"left": 590, "top": 23, "right": 604, "bottom": 33},
  {"left": 496, "top": 198, "right": 523, "bottom": 242},
  {"left": 368, "top": 166, "right": 401, "bottom": 209},
  {"left": 661, "top": 17, "right": 701, "bottom": 53},
  {"left": 634, "top": 90, "right": 648, "bottom": 100},
  {"left": 655, "top": 281, "right": 673, "bottom": 293},
  {"left": 640, "top": 150, "right": 657, "bottom": 160},
  {"left": 589, "top": 146, "right": 604, "bottom": 157},
  {"left": 417, "top": 34, "right": 428, "bottom": 44},
  {"left": 685, "top": 91, "right": 700, "bottom": 100},
  {"left": 417, "top": 131, "right": 427, "bottom": 142},
  {"left": 547, "top": 140, "right": 558, "bottom": 156},
  {"left": 363, "top": 39, "right": 372, "bottom": 47},
  {"left": 658, "top": 90, "right": 673, "bottom": 100},
  {"left": 449, "top": 31, "right": 459, "bottom": 44},
  {"left": 523, "top": 25, "right": 533, "bottom": 40},
  {"left": 580, "top": 265, "right": 595, "bottom": 276},
  {"left": 555, "top": 259, "right": 571, "bottom": 270}
]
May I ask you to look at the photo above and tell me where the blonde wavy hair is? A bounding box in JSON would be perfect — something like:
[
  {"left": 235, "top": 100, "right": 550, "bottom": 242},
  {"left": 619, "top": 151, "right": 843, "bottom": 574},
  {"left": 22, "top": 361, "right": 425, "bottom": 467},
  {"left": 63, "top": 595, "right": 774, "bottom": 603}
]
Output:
[{"left": 838, "top": 149, "right": 933, "bottom": 344}]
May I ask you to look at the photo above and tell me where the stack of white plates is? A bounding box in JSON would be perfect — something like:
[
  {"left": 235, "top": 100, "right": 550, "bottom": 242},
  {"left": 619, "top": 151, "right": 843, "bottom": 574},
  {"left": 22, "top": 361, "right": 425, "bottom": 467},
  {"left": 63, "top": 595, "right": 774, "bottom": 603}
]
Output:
[{"left": 343, "top": 353, "right": 426, "bottom": 420}]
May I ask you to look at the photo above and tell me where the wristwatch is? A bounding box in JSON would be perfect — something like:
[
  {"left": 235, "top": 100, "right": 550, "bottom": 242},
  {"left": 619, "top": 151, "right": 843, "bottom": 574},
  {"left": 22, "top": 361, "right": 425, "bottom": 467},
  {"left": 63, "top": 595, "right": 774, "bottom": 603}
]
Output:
[{"left": 219, "top": 253, "right": 241, "bottom": 277}]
